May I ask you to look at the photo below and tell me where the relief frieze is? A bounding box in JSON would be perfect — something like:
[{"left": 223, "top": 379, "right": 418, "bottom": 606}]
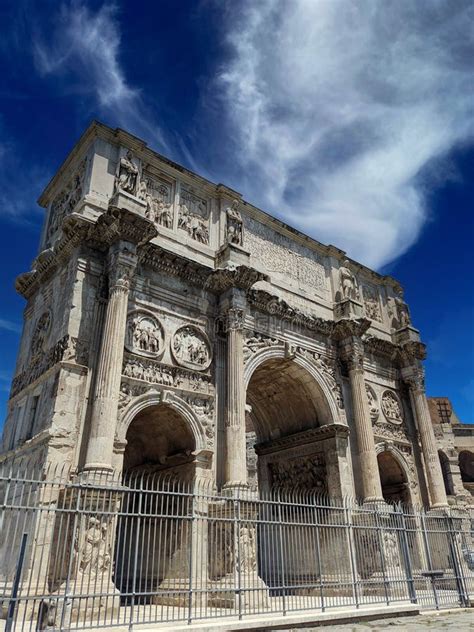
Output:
[
  {"left": 268, "top": 454, "right": 327, "bottom": 492},
  {"left": 381, "top": 390, "right": 404, "bottom": 424},
  {"left": 122, "top": 352, "right": 213, "bottom": 394},
  {"left": 245, "top": 218, "right": 327, "bottom": 293},
  {"left": 362, "top": 284, "right": 382, "bottom": 322},
  {"left": 140, "top": 174, "right": 174, "bottom": 228}
]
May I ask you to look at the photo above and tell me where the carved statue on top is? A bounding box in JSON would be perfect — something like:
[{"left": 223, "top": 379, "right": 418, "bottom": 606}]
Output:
[
  {"left": 226, "top": 199, "right": 243, "bottom": 246},
  {"left": 338, "top": 259, "right": 360, "bottom": 301},
  {"left": 114, "top": 150, "right": 139, "bottom": 196},
  {"left": 394, "top": 287, "right": 411, "bottom": 328}
]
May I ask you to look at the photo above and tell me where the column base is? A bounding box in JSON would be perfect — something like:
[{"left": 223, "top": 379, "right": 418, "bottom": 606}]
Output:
[{"left": 207, "top": 573, "right": 269, "bottom": 610}]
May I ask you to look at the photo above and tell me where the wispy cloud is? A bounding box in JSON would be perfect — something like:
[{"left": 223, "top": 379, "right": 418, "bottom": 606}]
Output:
[
  {"left": 0, "top": 319, "right": 21, "bottom": 334},
  {"left": 216, "top": 0, "right": 474, "bottom": 268},
  {"left": 33, "top": 2, "right": 170, "bottom": 152}
]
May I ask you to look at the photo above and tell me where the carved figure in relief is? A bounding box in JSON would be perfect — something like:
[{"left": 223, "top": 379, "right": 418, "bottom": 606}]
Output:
[
  {"left": 178, "top": 192, "right": 210, "bottom": 244},
  {"left": 226, "top": 200, "right": 243, "bottom": 246},
  {"left": 383, "top": 532, "right": 400, "bottom": 568},
  {"left": 172, "top": 327, "right": 210, "bottom": 369},
  {"left": 31, "top": 312, "right": 51, "bottom": 358},
  {"left": 365, "top": 384, "right": 380, "bottom": 422},
  {"left": 238, "top": 527, "right": 257, "bottom": 573},
  {"left": 47, "top": 159, "right": 87, "bottom": 241},
  {"left": 79, "top": 518, "right": 110, "bottom": 575},
  {"left": 115, "top": 150, "right": 139, "bottom": 195},
  {"left": 381, "top": 391, "right": 403, "bottom": 424},
  {"left": 339, "top": 260, "right": 359, "bottom": 300},
  {"left": 127, "top": 314, "right": 163, "bottom": 357}
]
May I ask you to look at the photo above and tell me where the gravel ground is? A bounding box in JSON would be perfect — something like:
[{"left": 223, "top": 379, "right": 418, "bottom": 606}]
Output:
[{"left": 283, "top": 609, "right": 474, "bottom": 631}]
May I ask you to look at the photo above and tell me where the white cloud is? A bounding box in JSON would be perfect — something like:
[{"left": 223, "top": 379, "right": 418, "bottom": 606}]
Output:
[
  {"left": 216, "top": 0, "right": 474, "bottom": 268},
  {"left": 0, "top": 319, "right": 21, "bottom": 334},
  {"left": 33, "top": 2, "right": 170, "bottom": 152}
]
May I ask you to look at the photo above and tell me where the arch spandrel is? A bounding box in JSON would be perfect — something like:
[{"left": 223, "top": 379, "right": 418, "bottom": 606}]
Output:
[
  {"left": 243, "top": 345, "right": 346, "bottom": 426},
  {"left": 375, "top": 441, "right": 420, "bottom": 503},
  {"left": 116, "top": 388, "right": 209, "bottom": 453}
]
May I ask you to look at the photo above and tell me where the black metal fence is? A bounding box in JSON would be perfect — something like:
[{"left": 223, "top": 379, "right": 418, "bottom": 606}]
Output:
[{"left": 0, "top": 460, "right": 473, "bottom": 630}]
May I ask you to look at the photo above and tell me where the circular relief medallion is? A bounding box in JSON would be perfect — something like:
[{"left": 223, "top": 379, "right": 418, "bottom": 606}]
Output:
[
  {"left": 381, "top": 390, "right": 403, "bottom": 425},
  {"left": 31, "top": 311, "right": 52, "bottom": 358},
  {"left": 126, "top": 311, "right": 164, "bottom": 358},
  {"left": 171, "top": 325, "right": 212, "bottom": 371},
  {"left": 365, "top": 384, "right": 380, "bottom": 422}
]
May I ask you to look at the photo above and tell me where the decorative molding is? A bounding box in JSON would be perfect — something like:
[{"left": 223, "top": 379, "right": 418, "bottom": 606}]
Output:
[
  {"left": 243, "top": 331, "right": 283, "bottom": 362},
  {"left": 247, "top": 289, "right": 335, "bottom": 336},
  {"left": 296, "top": 347, "right": 345, "bottom": 409},
  {"left": 207, "top": 264, "right": 268, "bottom": 293},
  {"left": 256, "top": 424, "right": 349, "bottom": 455}
]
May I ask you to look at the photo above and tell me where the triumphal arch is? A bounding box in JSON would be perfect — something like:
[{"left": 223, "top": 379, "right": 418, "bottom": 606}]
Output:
[
  {"left": 1, "top": 121, "right": 452, "bottom": 509},
  {"left": 3, "top": 122, "right": 474, "bottom": 627}
]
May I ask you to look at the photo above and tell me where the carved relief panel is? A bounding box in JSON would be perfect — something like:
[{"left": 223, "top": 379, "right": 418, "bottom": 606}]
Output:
[
  {"left": 365, "top": 383, "right": 380, "bottom": 422},
  {"left": 268, "top": 454, "right": 327, "bottom": 492},
  {"left": 381, "top": 390, "right": 404, "bottom": 425},
  {"left": 126, "top": 311, "right": 165, "bottom": 358},
  {"left": 171, "top": 326, "right": 212, "bottom": 371},
  {"left": 31, "top": 311, "right": 52, "bottom": 359},
  {"left": 362, "top": 284, "right": 382, "bottom": 322},
  {"left": 140, "top": 173, "right": 174, "bottom": 228},
  {"left": 178, "top": 188, "right": 210, "bottom": 245},
  {"left": 47, "top": 158, "right": 87, "bottom": 242}
]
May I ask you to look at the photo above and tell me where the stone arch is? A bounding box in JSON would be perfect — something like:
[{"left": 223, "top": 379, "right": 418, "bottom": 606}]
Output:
[
  {"left": 375, "top": 443, "right": 413, "bottom": 504},
  {"left": 244, "top": 346, "right": 344, "bottom": 427},
  {"left": 117, "top": 388, "right": 208, "bottom": 454},
  {"left": 459, "top": 450, "right": 474, "bottom": 485}
]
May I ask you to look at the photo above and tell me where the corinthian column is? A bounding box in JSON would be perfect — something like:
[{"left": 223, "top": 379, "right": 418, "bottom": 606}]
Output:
[
  {"left": 341, "top": 337, "right": 383, "bottom": 502},
  {"left": 84, "top": 242, "right": 138, "bottom": 471},
  {"left": 224, "top": 306, "right": 247, "bottom": 488},
  {"left": 403, "top": 365, "right": 448, "bottom": 508}
]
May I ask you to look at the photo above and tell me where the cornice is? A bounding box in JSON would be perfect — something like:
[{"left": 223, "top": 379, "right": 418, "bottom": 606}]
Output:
[
  {"left": 332, "top": 317, "right": 371, "bottom": 341},
  {"left": 246, "top": 289, "right": 335, "bottom": 336},
  {"left": 255, "top": 424, "right": 350, "bottom": 455},
  {"left": 139, "top": 243, "right": 211, "bottom": 288},
  {"left": 206, "top": 264, "right": 268, "bottom": 293}
]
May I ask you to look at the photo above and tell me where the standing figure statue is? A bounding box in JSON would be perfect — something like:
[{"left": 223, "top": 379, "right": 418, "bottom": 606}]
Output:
[
  {"left": 339, "top": 259, "right": 359, "bottom": 300},
  {"left": 226, "top": 199, "right": 243, "bottom": 246},
  {"left": 394, "top": 287, "right": 411, "bottom": 328},
  {"left": 115, "top": 150, "right": 139, "bottom": 195}
]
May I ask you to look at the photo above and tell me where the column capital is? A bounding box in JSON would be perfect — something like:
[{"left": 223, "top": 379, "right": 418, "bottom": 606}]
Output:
[
  {"left": 401, "top": 364, "right": 425, "bottom": 394},
  {"left": 338, "top": 335, "right": 365, "bottom": 373},
  {"left": 107, "top": 242, "right": 138, "bottom": 295},
  {"left": 206, "top": 263, "right": 268, "bottom": 294}
]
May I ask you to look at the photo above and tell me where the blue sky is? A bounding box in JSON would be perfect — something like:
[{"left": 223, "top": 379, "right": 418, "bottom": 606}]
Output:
[{"left": 0, "top": 0, "right": 473, "bottom": 425}]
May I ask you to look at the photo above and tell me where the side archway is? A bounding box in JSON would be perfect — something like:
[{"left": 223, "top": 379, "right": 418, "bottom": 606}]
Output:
[{"left": 375, "top": 444, "right": 413, "bottom": 505}]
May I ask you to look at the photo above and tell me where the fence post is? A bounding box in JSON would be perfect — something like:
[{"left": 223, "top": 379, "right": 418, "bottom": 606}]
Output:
[
  {"left": 59, "top": 479, "right": 82, "bottom": 631},
  {"left": 397, "top": 504, "right": 417, "bottom": 604},
  {"left": 129, "top": 478, "right": 143, "bottom": 632},
  {"left": 235, "top": 489, "right": 242, "bottom": 620},
  {"left": 374, "top": 505, "right": 390, "bottom": 605},
  {"left": 5, "top": 532, "right": 28, "bottom": 632},
  {"left": 187, "top": 482, "right": 195, "bottom": 625},
  {"left": 344, "top": 499, "right": 360, "bottom": 609},
  {"left": 445, "top": 509, "right": 469, "bottom": 607},
  {"left": 420, "top": 510, "right": 439, "bottom": 610},
  {"left": 277, "top": 490, "right": 287, "bottom": 615}
]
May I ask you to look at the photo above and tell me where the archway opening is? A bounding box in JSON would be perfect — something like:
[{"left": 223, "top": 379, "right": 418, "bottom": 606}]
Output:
[
  {"left": 438, "top": 450, "right": 454, "bottom": 496},
  {"left": 245, "top": 357, "right": 342, "bottom": 591},
  {"left": 459, "top": 451, "right": 474, "bottom": 494},
  {"left": 115, "top": 403, "right": 196, "bottom": 604},
  {"left": 246, "top": 358, "right": 332, "bottom": 493},
  {"left": 377, "top": 451, "right": 410, "bottom": 505}
]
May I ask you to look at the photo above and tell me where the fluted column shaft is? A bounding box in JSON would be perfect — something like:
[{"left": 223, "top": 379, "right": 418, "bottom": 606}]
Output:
[
  {"left": 84, "top": 242, "right": 138, "bottom": 471},
  {"left": 404, "top": 367, "right": 448, "bottom": 508},
  {"left": 224, "top": 307, "right": 247, "bottom": 487},
  {"left": 344, "top": 340, "right": 383, "bottom": 502}
]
